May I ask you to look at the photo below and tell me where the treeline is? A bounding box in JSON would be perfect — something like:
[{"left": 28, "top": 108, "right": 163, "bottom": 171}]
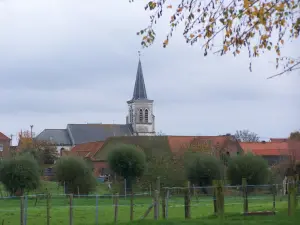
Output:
[{"left": 0, "top": 142, "right": 298, "bottom": 196}]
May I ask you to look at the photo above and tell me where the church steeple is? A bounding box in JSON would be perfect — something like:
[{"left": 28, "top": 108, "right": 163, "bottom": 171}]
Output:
[
  {"left": 132, "top": 53, "right": 147, "bottom": 100},
  {"left": 126, "top": 52, "right": 155, "bottom": 136}
]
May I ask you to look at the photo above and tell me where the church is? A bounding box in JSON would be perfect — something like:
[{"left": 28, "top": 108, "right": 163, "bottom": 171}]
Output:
[{"left": 35, "top": 58, "right": 156, "bottom": 150}]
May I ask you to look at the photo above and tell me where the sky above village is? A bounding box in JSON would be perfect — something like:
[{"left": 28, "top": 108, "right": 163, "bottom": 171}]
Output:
[{"left": 0, "top": 0, "right": 299, "bottom": 144}]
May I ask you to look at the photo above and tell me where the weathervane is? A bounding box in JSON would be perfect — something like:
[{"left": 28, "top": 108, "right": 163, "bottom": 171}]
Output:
[{"left": 138, "top": 51, "right": 141, "bottom": 58}]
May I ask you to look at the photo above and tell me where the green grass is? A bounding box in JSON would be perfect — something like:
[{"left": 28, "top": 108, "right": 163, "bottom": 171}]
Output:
[
  {"left": 0, "top": 193, "right": 298, "bottom": 225},
  {"left": 0, "top": 180, "right": 111, "bottom": 197},
  {"left": 0, "top": 181, "right": 299, "bottom": 225}
]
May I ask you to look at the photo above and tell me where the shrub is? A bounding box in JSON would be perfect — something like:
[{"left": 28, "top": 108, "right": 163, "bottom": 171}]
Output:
[
  {"left": 185, "top": 152, "right": 222, "bottom": 186},
  {"left": 227, "top": 153, "right": 269, "bottom": 185},
  {"left": 0, "top": 155, "right": 40, "bottom": 195},
  {"left": 55, "top": 156, "right": 96, "bottom": 194},
  {"left": 108, "top": 144, "right": 146, "bottom": 190}
]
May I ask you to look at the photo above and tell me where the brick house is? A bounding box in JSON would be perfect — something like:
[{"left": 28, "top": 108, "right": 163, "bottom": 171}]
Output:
[
  {"left": 239, "top": 140, "right": 300, "bottom": 166},
  {"left": 70, "top": 141, "right": 108, "bottom": 177},
  {"left": 0, "top": 132, "right": 11, "bottom": 159},
  {"left": 69, "top": 135, "right": 243, "bottom": 177}
]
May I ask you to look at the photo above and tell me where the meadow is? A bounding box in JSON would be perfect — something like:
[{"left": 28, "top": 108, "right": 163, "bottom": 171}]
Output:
[
  {"left": 0, "top": 181, "right": 299, "bottom": 225},
  {"left": 0, "top": 190, "right": 297, "bottom": 224}
]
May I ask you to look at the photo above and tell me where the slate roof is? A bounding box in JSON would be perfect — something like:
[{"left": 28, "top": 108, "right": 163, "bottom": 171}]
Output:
[
  {"left": 67, "top": 124, "right": 133, "bottom": 145},
  {"left": 35, "top": 129, "right": 72, "bottom": 145},
  {"left": 132, "top": 59, "right": 148, "bottom": 100}
]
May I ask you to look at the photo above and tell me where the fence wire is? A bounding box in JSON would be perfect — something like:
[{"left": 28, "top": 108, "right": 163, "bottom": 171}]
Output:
[{"left": 0, "top": 183, "right": 299, "bottom": 225}]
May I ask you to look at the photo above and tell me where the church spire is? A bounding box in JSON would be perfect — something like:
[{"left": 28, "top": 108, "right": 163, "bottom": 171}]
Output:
[{"left": 132, "top": 52, "right": 148, "bottom": 100}]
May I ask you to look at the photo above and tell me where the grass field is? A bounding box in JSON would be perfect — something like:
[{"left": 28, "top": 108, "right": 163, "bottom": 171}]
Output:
[
  {"left": 0, "top": 181, "right": 299, "bottom": 225},
  {"left": 0, "top": 193, "right": 297, "bottom": 225}
]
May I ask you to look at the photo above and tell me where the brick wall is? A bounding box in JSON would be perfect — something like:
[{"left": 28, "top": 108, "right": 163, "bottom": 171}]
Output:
[
  {"left": 0, "top": 139, "right": 10, "bottom": 158},
  {"left": 92, "top": 161, "right": 109, "bottom": 177}
]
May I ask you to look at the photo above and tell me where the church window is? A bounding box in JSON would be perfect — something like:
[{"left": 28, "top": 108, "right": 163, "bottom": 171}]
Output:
[
  {"left": 139, "top": 109, "right": 143, "bottom": 122},
  {"left": 130, "top": 109, "right": 133, "bottom": 123},
  {"left": 145, "top": 109, "right": 149, "bottom": 123}
]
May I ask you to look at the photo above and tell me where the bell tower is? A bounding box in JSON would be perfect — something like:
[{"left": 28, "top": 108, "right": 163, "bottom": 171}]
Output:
[{"left": 126, "top": 53, "right": 155, "bottom": 136}]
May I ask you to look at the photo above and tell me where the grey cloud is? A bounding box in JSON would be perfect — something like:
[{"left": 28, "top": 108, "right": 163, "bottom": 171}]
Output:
[{"left": 0, "top": 0, "right": 299, "bottom": 143}]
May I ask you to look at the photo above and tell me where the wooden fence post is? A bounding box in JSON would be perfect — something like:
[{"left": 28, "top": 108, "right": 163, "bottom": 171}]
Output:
[
  {"left": 162, "top": 190, "right": 166, "bottom": 219},
  {"left": 69, "top": 194, "right": 73, "bottom": 225},
  {"left": 47, "top": 193, "right": 51, "bottom": 225},
  {"left": 114, "top": 193, "right": 119, "bottom": 223},
  {"left": 242, "top": 178, "right": 248, "bottom": 214},
  {"left": 272, "top": 184, "right": 276, "bottom": 213},
  {"left": 215, "top": 180, "right": 224, "bottom": 217},
  {"left": 20, "top": 196, "right": 24, "bottom": 225},
  {"left": 212, "top": 180, "right": 217, "bottom": 215},
  {"left": 154, "top": 190, "right": 159, "bottom": 220},
  {"left": 184, "top": 181, "right": 191, "bottom": 219},
  {"left": 287, "top": 176, "right": 296, "bottom": 216},
  {"left": 95, "top": 195, "right": 99, "bottom": 225},
  {"left": 165, "top": 189, "right": 170, "bottom": 219},
  {"left": 130, "top": 191, "right": 134, "bottom": 221}
]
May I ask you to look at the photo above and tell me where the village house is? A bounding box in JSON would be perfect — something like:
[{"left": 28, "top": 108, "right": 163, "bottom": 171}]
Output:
[
  {"left": 239, "top": 138, "right": 300, "bottom": 166},
  {"left": 0, "top": 132, "right": 11, "bottom": 159},
  {"left": 69, "top": 135, "right": 244, "bottom": 177}
]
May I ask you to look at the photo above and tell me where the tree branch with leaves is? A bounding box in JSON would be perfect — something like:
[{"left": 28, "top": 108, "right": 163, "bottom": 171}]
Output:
[{"left": 132, "top": 0, "right": 300, "bottom": 78}]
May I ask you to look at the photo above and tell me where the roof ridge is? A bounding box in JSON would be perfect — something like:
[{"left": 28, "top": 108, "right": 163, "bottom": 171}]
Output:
[
  {"left": 75, "top": 140, "right": 104, "bottom": 145},
  {"left": 43, "top": 129, "right": 66, "bottom": 130},
  {"left": 0, "top": 132, "right": 10, "bottom": 140},
  {"left": 67, "top": 123, "right": 126, "bottom": 126}
]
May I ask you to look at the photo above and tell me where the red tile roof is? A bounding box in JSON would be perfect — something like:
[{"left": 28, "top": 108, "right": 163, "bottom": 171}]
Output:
[
  {"left": 0, "top": 132, "right": 10, "bottom": 141},
  {"left": 270, "top": 138, "right": 288, "bottom": 143},
  {"left": 167, "top": 135, "right": 239, "bottom": 155},
  {"left": 71, "top": 141, "right": 104, "bottom": 159},
  {"left": 239, "top": 142, "right": 290, "bottom": 156}
]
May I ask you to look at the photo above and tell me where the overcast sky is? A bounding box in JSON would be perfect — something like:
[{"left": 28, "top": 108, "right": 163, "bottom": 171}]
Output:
[{"left": 0, "top": 0, "right": 299, "bottom": 144}]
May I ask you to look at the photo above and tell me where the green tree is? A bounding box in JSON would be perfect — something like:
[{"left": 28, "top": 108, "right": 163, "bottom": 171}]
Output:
[
  {"left": 234, "top": 129, "right": 260, "bottom": 142},
  {"left": 185, "top": 152, "right": 222, "bottom": 186},
  {"left": 227, "top": 153, "right": 269, "bottom": 185},
  {"left": 108, "top": 144, "right": 146, "bottom": 191},
  {"left": 55, "top": 156, "right": 96, "bottom": 195},
  {"left": 133, "top": 0, "right": 300, "bottom": 78},
  {"left": 20, "top": 140, "right": 58, "bottom": 165},
  {"left": 0, "top": 155, "right": 40, "bottom": 195}
]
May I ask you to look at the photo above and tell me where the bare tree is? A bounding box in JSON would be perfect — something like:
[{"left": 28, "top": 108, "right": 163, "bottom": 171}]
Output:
[
  {"left": 234, "top": 129, "right": 260, "bottom": 142},
  {"left": 289, "top": 131, "right": 300, "bottom": 140},
  {"left": 156, "top": 130, "right": 166, "bottom": 136}
]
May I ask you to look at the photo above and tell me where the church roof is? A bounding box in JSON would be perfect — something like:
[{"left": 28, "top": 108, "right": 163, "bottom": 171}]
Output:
[
  {"left": 67, "top": 124, "right": 133, "bottom": 145},
  {"left": 35, "top": 129, "right": 71, "bottom": 145},
  {"left": 132, "top": 59, "right": 148, "bottom": 100},
  {"left": 35, "top": 124, "right": 134, "bottom": 146}
]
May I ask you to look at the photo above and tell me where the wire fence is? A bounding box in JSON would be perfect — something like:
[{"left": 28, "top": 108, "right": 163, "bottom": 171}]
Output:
[{"left": 0, "top": 183, "right": 299, "bottom": 225}]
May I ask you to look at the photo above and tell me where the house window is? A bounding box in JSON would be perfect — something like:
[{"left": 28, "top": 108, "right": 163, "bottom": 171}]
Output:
[
  {"left": 0, "top": 144, "right": 3, "bottom": 152},
  {"left": 145, "top": 109, "right": 149, "bottom": 123},
  {"left": 139, "top": 109, "right": 143, "bottom": 122}
]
